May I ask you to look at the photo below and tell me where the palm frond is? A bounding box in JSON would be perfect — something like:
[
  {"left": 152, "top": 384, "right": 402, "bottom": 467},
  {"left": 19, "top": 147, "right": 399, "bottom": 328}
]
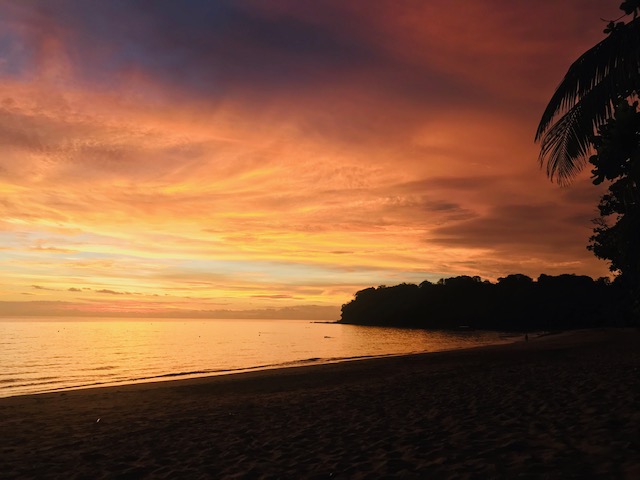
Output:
[
  {"left": 536, "top": 17, "right": 640, "bottom": 141},
  {"left": 539, "top": 105, "right": 591, "bottom": 184},
  {"left": 538, "top": 76, "right": 628, "bottom": 183},
  {"left": 536, "top": 17, "right": 640, "bottom": 182}
]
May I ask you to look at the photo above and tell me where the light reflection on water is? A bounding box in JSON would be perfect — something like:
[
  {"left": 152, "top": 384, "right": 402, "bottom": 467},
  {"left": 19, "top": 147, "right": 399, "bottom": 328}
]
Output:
[{"left": 0, "top": 318, "right": 509, "bottom": 397}]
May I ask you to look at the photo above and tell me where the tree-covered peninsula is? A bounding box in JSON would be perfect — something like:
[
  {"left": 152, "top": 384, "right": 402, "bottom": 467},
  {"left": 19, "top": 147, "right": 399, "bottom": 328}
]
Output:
[{"left": 339, "top": 274, "right": 634, "bottom": 331}]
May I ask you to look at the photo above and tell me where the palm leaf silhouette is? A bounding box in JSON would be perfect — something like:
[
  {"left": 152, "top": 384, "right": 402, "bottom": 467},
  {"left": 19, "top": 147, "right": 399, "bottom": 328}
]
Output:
[{"left": 536, "top": 17, "right": 640, "bottom": 184}]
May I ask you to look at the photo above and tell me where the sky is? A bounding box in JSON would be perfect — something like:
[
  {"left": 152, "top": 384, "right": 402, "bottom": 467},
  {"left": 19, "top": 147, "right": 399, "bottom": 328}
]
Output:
[{"left": 0, "top": 0, "right": 621, "bottom": 319}]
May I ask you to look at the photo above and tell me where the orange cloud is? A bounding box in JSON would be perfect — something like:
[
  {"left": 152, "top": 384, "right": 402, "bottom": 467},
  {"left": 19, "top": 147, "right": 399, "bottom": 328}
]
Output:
[{"left": 0, "top": 1, "right": 616, "bottom": 317}]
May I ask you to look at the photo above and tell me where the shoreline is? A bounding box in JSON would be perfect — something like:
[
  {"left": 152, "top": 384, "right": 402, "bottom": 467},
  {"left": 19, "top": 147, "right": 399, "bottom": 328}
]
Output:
[
  {"left": 1, "top": 351, "right": 425, "bottom": 400},
  {"left": 0, "top": 329, "right": 610, "bottom": 401},
  {"left": 0, "top": 328, "right": 514, "bottom": 400},
  {"left": 27, "top": 329, "right": 567, "bottom": 399},
  {"left": 1, "top": 328, "right": 638, "bottom": 478}
]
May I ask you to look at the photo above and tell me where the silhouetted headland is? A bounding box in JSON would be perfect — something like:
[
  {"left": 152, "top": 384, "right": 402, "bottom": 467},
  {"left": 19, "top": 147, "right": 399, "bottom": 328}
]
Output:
[{"left": 339, "top": 274, "right": 636, "bottom": 330}]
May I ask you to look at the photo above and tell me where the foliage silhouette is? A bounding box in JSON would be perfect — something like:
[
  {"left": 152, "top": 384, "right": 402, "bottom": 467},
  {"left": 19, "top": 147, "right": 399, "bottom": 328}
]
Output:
[
  {"left": 536, "top": 3, "right": 640, "bottom": 184},
  {"left": 588, "top": 100, "right": 640, "bottom": 315},
  {"left": 535, "top": 3, "right": 640, "bottom": 318},
  {"left": 339, "top": 274, "right": 633, "bottom": 331}
]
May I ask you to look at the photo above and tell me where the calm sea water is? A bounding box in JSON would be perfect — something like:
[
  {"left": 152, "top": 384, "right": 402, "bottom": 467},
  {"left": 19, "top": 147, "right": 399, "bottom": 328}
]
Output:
[{"left": 0, "top": 318, "right": 510, "bottom": 398}]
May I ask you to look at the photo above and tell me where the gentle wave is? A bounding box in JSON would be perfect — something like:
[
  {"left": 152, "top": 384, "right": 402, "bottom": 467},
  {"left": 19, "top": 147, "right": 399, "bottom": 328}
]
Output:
[
  {"left": 1, "top": 378, "right": 69, "bottom": 390},
  {"left": 2, "top": 353, "right": 419, "bottom": 396},
  {"left": 78, "top": 365, "right": 118, "bottom": 372}
]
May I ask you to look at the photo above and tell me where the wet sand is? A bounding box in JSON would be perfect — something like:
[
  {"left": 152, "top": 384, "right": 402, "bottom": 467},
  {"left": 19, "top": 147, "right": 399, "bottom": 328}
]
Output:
[{"left": 1, "top": 329, "right": 638, "bottom": 479}]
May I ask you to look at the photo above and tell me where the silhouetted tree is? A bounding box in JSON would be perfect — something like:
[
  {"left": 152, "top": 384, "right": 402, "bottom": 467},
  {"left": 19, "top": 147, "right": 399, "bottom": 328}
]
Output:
[
  {"left": 536, "top": 2, "right": 640, "bottom": 183},
  {"left": 497, "top": 274, "right": 534, "bottom": 287},
  {"left": 588, "top": 100, "right": 640, "bottom": 316},
  {"left": 339, "top": 274, "right": 624, "bottom": 331},
  {"left": 535, "top": 3, "right": 640, "bottom": 320}
]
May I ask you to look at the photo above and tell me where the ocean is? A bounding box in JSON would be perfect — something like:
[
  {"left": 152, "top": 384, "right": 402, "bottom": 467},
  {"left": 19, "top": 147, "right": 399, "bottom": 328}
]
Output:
[{"left": 0, "top": 318, "right": 510, "bottom": 398}]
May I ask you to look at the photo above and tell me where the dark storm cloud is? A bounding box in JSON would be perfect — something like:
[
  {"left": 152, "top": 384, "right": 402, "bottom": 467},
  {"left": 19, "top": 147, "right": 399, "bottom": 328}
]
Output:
[
  {"left": 19, "top": 2, "right": 373, "bottom": 84},
  {"left": 8, "top": 0, "right": 471, "bottom": 104},
  {"left": 429, "top": 203, "right": 593, "bottom": 252}
]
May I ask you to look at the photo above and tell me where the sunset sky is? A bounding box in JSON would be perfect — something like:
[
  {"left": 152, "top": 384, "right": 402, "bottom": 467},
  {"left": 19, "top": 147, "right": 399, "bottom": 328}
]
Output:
[{"left": 0, "top": 0, "right": 620, "bottom": 318}]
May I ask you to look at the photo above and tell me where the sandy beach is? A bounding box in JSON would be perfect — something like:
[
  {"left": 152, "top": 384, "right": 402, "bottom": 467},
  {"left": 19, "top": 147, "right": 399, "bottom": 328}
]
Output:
[{"left": 1, "top": 329, "right": 638, "bottom": 479}]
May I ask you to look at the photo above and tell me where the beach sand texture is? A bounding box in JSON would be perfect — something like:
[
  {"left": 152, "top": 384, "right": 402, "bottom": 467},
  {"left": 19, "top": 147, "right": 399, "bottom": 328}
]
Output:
[{"left": 1, "top": 329, "right": 638, "bottom": 479}]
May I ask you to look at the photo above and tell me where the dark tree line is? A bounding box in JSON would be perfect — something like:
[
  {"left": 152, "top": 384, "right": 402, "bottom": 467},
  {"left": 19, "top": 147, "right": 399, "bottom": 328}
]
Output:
[
  {"left": 339, "top": 274, "right": 634, "bottom": 331},
  {"left": 536, "top": 2, "right": 640, "bottom": 317},
  {"left": 588, "top": 101, "right": 640, "bottom": 316}
]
